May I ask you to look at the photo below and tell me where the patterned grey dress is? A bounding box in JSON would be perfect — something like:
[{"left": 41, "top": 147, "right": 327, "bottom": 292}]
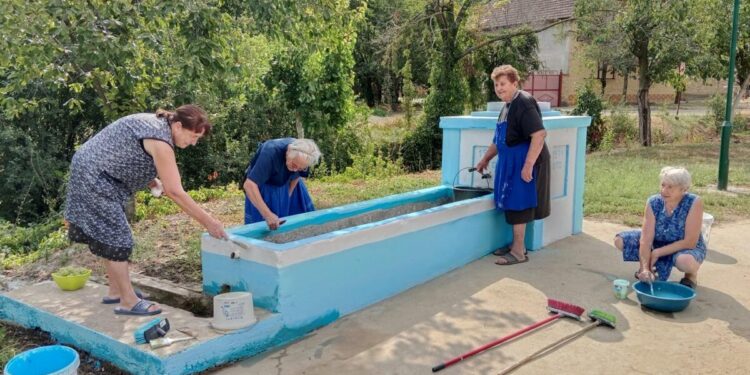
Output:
[{"left": 64, "top": 113, "right": 173, "bottom": 261}]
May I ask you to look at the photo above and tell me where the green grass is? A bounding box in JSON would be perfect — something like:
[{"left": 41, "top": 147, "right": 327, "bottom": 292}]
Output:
[
  {"left": 0, "top": 325, "right": 17, "bottom": 369},
  {"left": 585, "top": 142, "right": 750, "bottom": 226},
  {"left": 307, "top": 170, "right": 441, "bottom": 209}
]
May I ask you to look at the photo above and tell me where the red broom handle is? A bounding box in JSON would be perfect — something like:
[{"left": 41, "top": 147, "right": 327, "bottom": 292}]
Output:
[{"left": 432, "top": 314, "right": 561, "bottom": 372}]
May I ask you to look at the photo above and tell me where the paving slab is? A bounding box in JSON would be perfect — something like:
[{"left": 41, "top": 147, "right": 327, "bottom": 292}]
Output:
[{"left": 216, "top": 219, "right": 750, "bottom": 375}]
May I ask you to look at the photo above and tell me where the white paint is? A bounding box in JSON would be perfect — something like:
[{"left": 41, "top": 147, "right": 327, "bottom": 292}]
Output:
[
  {"left": 203, "top": 198, "right": 495, "bottom": 268},
  {"left": 458, "top": 129, "right": 497, "bottom": 189},
  {"left": 543, "top": 127, "right": 577, "bottom": 246}
]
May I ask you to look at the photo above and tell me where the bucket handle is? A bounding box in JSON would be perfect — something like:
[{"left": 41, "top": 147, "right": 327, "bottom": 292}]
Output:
[{"left": 452, "top": 166, "right": 492, "bottom": 190}]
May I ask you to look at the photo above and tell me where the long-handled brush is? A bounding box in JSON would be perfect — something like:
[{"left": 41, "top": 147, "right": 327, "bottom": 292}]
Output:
[
  {"left": 497, "top": 309, "right": 617, "bottom": 375},
  {"left": 432, "top": 299, "right": 585, "bottom": 372}
]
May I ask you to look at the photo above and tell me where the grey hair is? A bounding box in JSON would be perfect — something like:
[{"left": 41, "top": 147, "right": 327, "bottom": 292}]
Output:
[
  {"left": 288, "top": 138, "right": 322, "bottom": 166},
  {"left": 659, "top": 166, "right": 691, "bottom": 191}
]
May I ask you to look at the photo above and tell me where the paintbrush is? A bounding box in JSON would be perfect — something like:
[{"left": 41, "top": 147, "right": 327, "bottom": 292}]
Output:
[{"left": 149, "top": 336, "right": 196, "bottom": 349}]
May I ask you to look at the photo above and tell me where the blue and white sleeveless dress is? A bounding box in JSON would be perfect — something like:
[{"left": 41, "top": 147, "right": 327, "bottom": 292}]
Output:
[
  {"left": 616, "top": 193, "right": 707, "bottom": 281},
  {"left": 64, "top": 114, "right": 173, "bottom": 261}
]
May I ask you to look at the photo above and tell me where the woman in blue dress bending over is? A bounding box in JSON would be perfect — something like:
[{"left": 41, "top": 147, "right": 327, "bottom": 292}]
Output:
[
  {"left": 475, "top": 65, "right": 551, "bottom": 265},
  {"left": 614, "top": 166, "right": 706, "bottom": 289},
  {"left": 242, "top": 138, "right": 321, "bottom": 230}
]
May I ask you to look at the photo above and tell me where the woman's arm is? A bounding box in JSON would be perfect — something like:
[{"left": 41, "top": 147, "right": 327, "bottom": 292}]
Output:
[
  {"left": 521, "top": 129, "right": 547, "bottom": 182},
  {"left": 651, "top": 197, "right": 704, "bottom": 260},
  {"left": 638, "top": 203, "right": 657, "bottom": 280},
  {"left": 476, "top": 144, "right": 498, "bottom": 173},
  {"left": 243, "top": 178, "right": 282, "bottom": 230},
  {"left": 143, "top": 139, "right": 227, "bottom": 239}
]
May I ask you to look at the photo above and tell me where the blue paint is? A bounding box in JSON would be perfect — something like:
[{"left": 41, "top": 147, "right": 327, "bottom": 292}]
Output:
[
  {"left": 202, "top": 252, "right": 280, "bottom": 310},
  {"left": 524, "top": 220, "right": 545, "bottom": 251},
  {"left": 441, "top": 128, "right": 461, "bottom": 185},
  {"left": 572, "top": 126, "right": 589, "bottom": 234},
  {"left": 1, "top": 292, "right": 340, "bottom": 375},
  {"left": 0, "top": 295, "right": 164, "bottom": 374},
  {"left": 231, "top": 186, "right": 452, "bottom": 247},
  {"left": 273, "top": 204, "right": 508, "bottom": 323},
  {"left": 167, "top": 311, "right": 339, "bottom": 374}
]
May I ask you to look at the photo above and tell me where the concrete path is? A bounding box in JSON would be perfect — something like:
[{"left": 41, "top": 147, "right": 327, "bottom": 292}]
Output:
[{"left": 216, "top": 219, "right": 750, "bottom": 375}]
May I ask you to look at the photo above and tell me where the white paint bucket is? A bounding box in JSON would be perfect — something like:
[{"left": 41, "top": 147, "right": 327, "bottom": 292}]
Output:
[
  {"left": 211, "top": 292, "right": 256, "bottom": 331},
  {"left": 702, "top": 212, "right": 714, "bottom": 246}
]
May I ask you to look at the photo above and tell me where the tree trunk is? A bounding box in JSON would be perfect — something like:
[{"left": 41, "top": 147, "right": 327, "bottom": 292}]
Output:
[
  {"left": 622, "top": 73, "right": 628, "bottom": 104},
  {"left": 637, "top": 84, "right": 651, "bottom": 146},
  {"left": 599, "top": 63, "right": 608, "bottom": 96},
  {"left": 295, "top": 112, "right": 305, "bottom": 139}
]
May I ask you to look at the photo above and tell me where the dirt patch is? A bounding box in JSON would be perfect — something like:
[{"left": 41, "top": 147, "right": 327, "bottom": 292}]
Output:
[{"left": 0, "top": 322, "right": 127, "bottom": 374}]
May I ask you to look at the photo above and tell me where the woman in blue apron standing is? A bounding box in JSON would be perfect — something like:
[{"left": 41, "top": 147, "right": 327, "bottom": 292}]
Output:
[{"left": 475, "top": 65, "right": 551, "bottom": 265}]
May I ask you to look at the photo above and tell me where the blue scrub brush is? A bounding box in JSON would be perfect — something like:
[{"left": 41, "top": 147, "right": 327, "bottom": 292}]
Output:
[{"left": 134, "top": 317, "right": 170, "bottom": 344}]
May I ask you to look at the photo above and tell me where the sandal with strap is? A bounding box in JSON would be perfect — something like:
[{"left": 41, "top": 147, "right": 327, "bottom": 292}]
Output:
[
  {"left": 493, "top": 246, "right": 528, "bottom": 256},
  {"left": 114, "top": 299, "right": 162, "bottom": 316},
  {"left": 102, "top": 289, "right": 147, "bottom": 304},
  {"left": 494, "top": 252, "right": 529, "bottom": 266}
]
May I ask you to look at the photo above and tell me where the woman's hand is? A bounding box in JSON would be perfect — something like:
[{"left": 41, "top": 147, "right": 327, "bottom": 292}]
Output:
[
  {"left": 206, "top": 217, "right": 228, "bottom": 240},
  {"left": 637, "top": 268, "right": 656, "bottom": 282},
  {"left": 265, "top": 213, "right": 282, "bottom": 230},
  {"left": 475, "top": 159, "right": 489, "bottom": 174},
  {"left": 649, "top": 248, "right": 664, "bottom": 271},
  {"left": 521, "top": 162, "right": 534, "bottom": 183}
]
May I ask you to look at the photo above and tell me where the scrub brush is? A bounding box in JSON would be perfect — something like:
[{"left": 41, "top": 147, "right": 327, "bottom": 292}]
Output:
[{"left": 134, "top": 317, "right": 170, "bottom": 344}]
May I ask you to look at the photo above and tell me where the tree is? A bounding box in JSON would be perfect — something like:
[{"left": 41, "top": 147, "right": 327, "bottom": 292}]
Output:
[{"left": 575, "top": 0, "right": 697, "bottom": 146}]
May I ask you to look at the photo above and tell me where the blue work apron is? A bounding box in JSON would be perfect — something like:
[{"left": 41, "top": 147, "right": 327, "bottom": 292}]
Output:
[
  {"left": 492, "top": 119, "right": 538, "bottom": 211},
  {"left": 244, "top": 179, "right": 315, "bottom": 224}
]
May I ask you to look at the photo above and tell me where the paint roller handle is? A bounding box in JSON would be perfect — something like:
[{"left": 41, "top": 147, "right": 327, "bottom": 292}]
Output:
[
  {"left": 432, "top": 314, "right": 562, "bottom": 372},
  {"left": 497, "top": 322, "right": 601, "bottom": 375}
]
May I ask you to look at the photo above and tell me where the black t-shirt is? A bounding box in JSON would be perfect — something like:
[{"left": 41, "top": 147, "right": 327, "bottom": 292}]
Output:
[{"left": 503, "top": 91, "right": 550, "bottom": 165}]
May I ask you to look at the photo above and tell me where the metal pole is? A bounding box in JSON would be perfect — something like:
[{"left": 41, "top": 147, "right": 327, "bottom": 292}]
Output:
[{"left": 718, "top": 0, "right": 741, "bottom": 190}]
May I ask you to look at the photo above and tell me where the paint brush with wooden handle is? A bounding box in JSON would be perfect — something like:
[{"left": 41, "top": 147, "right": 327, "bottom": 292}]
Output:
[{"left": 149, "top": 336, "right": 196, "bottom": 349}]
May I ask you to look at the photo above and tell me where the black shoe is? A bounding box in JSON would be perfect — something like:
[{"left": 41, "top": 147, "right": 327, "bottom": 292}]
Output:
[{"left": 679, "top": 277, "right": 696, "bottom": 289}]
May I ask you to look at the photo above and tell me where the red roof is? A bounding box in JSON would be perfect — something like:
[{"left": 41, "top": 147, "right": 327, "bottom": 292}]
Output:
[{"left": 479, "top": 0, "right": 575, "bottom": 30}]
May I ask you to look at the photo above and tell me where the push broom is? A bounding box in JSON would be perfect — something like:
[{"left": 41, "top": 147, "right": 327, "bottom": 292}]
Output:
[
  {"left": 431, "top": 299, "right": 585, "bottom": 372},
  {"left": 497, "top": 309, "right": 617, "bottom": 375}
]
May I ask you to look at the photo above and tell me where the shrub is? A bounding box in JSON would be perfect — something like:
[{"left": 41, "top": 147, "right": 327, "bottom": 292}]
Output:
[
  {"left": 707, "top": 94, "right": 726, "bottom": 129},
  {"left": 605, "top": 106, "right": 638, "bottom": 146},
  {"left": 571, "top": 84, "right": 606, "bottom": 151}
]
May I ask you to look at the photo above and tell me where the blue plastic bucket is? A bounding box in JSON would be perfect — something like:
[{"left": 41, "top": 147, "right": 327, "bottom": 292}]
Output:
[{"left": 4, "top": 345, "right": 80, "bottom": 375}]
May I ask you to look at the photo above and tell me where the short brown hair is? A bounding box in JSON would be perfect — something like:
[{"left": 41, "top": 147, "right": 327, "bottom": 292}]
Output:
[
  {"left": 491, "top": 65, "right": 520, "bottom": 83},
  {"left": 156, "top": 104, "right": 213, "bottom": 136}
]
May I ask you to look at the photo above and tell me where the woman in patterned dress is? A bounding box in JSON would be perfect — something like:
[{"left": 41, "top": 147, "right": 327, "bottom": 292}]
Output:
[
  {"left": 614, "top": 166, "right": 706, "bottom": 289},
  {"left": 475, "top": 65, "right": 551, "bottom": 265},
  {"left": 64, "top": 104, "right": 228, "bottom": 316}
]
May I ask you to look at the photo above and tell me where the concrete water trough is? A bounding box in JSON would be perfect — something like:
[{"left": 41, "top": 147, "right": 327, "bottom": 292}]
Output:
[{"left": 1, "top": 103, "right": 590, "bottom": 374}]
